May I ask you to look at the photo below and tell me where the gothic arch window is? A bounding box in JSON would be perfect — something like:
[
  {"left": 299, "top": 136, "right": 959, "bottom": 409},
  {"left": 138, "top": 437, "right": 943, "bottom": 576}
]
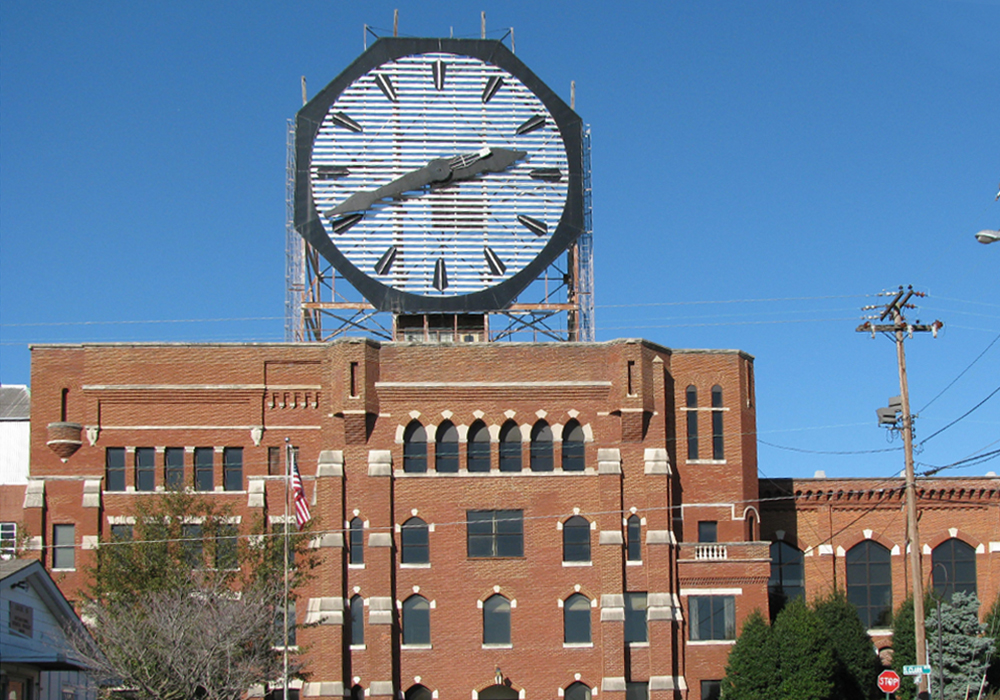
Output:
[
  {"left": 401, "top": 517, "right": 429, "bottom": 564},
  {"left": 768, "top": 541, "right": 804, "bottom": 620},
  {"left": 483, "top": 594, "right": 511, "bottom": 645},
  {"left": 685, "top": 385, "right": 699, "bottom": 460},
  {"left": 349, "top": 518, "right": 364, "bottom": 565},
  {"left": 467, "top": 420, "right": 491, "bottom": 473},
  {"left": 349, "top": 595, "right": 364, "bottom": 646},
  {"left": 530, "top": 421, "right": 553, "bottom": 472},
  {"left": 846, "top": 540, "right": 892, "bottom": 629},
  {"left": 564, "top": 593, "right": 592, "bottom": 644},
  {"left": 562, "top": 516, "right": 591, "bottom": 563},
  {"left": 404, "top": 686, "right": 432, "bottom": 700},
  {"left": 499, "top": 421, "right": 522, "bottom": 473},
  {"left": 626, "top": 515, "right": 642, "bottom": 562},
  {"left": 435, "top": 421, "right": 459, "bottom": 473},
  {"left": 562, "top": 420, "right": 585, "bottom": 471},
  {"left": 565, "top": 683, "right": 592, "bottom": 700},
  {"left": 932, "top": 538, "right": 977, "bottom": 601},
  {"left": 711, "top": 385, "right": 724, "bottom": 460},
  {"left": 403, "top": 421, "right": 427, "bottom": 473},
  {"left": 479, "top": 687, "right": 517, "bottom": 700},
  {"left": 402, "top": 595, "right": 430, "bottom": 645}
]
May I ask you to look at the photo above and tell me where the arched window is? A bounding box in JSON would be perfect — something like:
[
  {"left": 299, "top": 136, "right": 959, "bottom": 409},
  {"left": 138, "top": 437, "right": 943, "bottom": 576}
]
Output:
[
  {"left": 349, "top": 518, "right": 364, "bottom": 565},
  {"left": 479, "top": 687, "right": 517, "bottom": 700},
  {"left": 565, "top": 683, "right": 592, "bottom": 700},
  {"left": 351, "top": 686, "right": 364, "bottom": 700},
  {"left": 483, "top": 594, "right": 511, "bottom": 645},
  {"left": 711, "top": 385, "right": 724, "bottom": 460},
  {"left": 563, "top": 593, "right": 591, "bottom": 644},
  {"left": 562, "top": 420, "right": 585, "bottom": 471},
  {"left": 562, "top": 516, "right": 591, "bottom": 563},
  {"left": 932, "top": 538, "right": 977, "bottom": 601},
  {"left": 402, "top": 595, "right": 430, "bottom": 645},
  {"left": 435, "top": 421, "right": 459, "bottom": 473},
  {"left": 768, "top": 541, "right": 804, "bottom": 620},
  {"left": 404, "top": 686, "right": 432, "bottom": 700},
  {"left": 530, "top": 421, "right": 553, "bottom": 472},
  {"left": 403, "top": 421, "right": 427, "bottom": 473},
  {"left": 685, "top": 385, "right": 698, "bottom": 460},
  {"left": 746, "top": 511, "right": 757, "bottom": 541},
  {"left": 498, "top": 421, "right": 521, "bottom": 473},
  {"left": 349, "top": 595, "right": 364, "bottom": 646},
  {"left": 626, "top": 515, "right": 642, "bottom": 562},
  {"left": 467, "top": 420, "right": 491, "bottom": 473},
  {"left": 846, "top": 540, "right": 892, "bottom": 629},
  {"left": 401, "top": 517, "right": 429, "bottom": 564}
]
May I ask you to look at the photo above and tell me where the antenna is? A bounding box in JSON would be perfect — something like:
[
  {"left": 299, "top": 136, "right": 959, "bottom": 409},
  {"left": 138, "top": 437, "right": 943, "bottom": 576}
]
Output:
[
  {"left": 481, "top": 11, "right": 486, "bottom": 39},
  {"left": 393, "top": 9, "right": 398, "bottom": 37}
]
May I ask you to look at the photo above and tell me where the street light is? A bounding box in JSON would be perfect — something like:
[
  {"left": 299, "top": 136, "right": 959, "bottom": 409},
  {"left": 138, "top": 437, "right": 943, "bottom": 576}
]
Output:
[{"left": 975, "top": 229, "right": 1000, "bottom": 244}]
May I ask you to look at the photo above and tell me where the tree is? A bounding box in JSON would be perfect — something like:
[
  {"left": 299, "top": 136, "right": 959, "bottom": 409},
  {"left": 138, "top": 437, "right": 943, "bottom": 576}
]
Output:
[
  {"left": 772, "top": 597, "right": 836, "bottom": 700},
  {"left": 892, "top": 596, "right": 919, "bottom": 700},
  {"left": 813, "top": 592, "right": 882, "bottom": 700},
  {"left": 721, "top": 609, "right": 778, "bottom": 700},
  {"left": 984, "top": 594, "right": 1000, "bottom": 694},
  {"left": 69, "top": 490, "right": 316, "bottom": 700},
  {"left": 926, "top": 591, "right": 994, "bottom": 700}
]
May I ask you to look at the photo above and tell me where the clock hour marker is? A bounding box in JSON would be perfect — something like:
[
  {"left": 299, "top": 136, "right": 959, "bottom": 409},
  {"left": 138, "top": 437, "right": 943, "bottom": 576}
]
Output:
[
  {"left": 529, "top": 168, "right": 563, "bottom": 182},
  {"left": 375, "top": 73, "right": 398, "bottom": 102},
  {"left": 329, "top": 212, "right": 363, "bottom": 234},
  {"left": 374, "top": 246, "right": 397, "bottom": 275},
  {"left": 316, "top": 165, "right": 350, "bottom": 180},
  {"left": 432, "top": 60, "right": 446, "bottom": 90},
  {"left": 433, "top": 258, "right": 449, "bottom": 291},
  {"left": 331, "top": 111, "right": 363, "bottom": 133},
  {"left": 484, "top": 247, "right": 506, "bottom": 276},
  {"left": 482, "top": 75, "right": 504, "bottom": 103},
  {"left": 516, "top": 214, "right": 548, "bottom": 236},
  {"left": 515, "top": 114, "right": 546, "bottom": 135}
]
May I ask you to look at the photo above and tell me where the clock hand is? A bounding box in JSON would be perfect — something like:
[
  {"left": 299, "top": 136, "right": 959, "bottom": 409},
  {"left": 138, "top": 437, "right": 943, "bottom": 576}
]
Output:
[{"left": 324, "top": 147, "right": 527, "bottom": 219}]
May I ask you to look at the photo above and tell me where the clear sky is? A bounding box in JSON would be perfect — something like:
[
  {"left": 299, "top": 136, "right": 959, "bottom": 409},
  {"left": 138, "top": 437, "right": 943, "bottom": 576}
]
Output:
[{"left": 1, "top": 0, "right": 997, "bottom": 481}]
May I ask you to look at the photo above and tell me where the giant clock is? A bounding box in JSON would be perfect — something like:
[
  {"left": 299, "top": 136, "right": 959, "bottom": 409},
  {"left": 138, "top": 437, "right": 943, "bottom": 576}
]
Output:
[{"left": 294, "top": 37, "right": 584, "bottom": 313}]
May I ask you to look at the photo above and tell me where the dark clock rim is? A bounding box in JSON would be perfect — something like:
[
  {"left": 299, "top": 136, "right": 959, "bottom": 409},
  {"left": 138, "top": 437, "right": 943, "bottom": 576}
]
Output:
[{"left": 293, "top": 36, "right": 585, "bottom": 314}]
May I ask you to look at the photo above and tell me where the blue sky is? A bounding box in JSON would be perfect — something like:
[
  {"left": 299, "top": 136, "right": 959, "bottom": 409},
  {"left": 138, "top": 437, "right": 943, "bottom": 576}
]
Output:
[{"left": 1, "top": 0, "right": 997, "bottom": 480}]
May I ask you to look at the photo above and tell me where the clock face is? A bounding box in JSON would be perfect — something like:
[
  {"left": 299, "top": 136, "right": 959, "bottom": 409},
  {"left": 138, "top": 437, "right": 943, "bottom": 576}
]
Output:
[{"left": 295, "top": 38, "right": 584, "bottom": 313}]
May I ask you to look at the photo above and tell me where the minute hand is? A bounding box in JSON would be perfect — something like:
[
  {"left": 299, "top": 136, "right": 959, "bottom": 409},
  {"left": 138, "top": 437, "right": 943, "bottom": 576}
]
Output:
[
  {"left": 449, "top": 148, "right": 527, "bottom": 182},
  {"left": 324, "top": 159, "right": 451, "bottom": 218}
]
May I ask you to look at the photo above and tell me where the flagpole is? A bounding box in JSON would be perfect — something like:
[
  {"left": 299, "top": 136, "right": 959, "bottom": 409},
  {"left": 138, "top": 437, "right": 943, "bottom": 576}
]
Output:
[{"left": 283, "top": 437, "right": 290, "bottom": 700}]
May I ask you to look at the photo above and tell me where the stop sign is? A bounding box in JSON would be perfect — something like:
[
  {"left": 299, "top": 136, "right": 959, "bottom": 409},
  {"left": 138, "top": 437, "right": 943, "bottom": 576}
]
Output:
[{"left": 878, "top": 670, "right": 901, "bottom": 693}]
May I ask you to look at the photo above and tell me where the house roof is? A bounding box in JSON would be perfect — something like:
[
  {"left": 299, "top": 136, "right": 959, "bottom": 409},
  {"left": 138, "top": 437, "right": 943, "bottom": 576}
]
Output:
[{"left": 0, "top": 385, "right": 30, "bottom": 420}]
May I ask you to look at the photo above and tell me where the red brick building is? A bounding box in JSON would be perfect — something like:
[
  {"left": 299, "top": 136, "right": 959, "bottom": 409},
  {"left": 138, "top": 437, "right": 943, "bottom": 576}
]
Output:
[{"left": 6, "top": 338, "right": 999, "bottom": 700}]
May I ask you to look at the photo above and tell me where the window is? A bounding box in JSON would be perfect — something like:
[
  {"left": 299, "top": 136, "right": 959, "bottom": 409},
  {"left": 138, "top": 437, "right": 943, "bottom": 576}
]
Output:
[
  {"left": 268, "top": 447, "right": 281, "bottom": 476},
  {"left": 498, "top": 421, "right": 522, "bottom": 472},
  {"left": 846, "top": 540, "right": 892, "bottom": 628},
  {"left": 349, "top": 518, "right": 364, "bottom": 565},
  {"left": 135, "top": 447, "right": 155, "bottom": 492},
  {"left": 530, "top": 421, "right": 553, "bottom": 472},
  {"left": 194, "top": 447, "right": 214, "bottom": 491},
  {"left": 401, "top": 517, "right": 429, "bottom": 564},
  {"left": 768, "top": 541, "right": 804, "bottom": 620},
  {"left": 165, "top": 447, "right": 184, "bottom": 489},
  {"left": 216, "top": 524, "right": 238, "bottom": 570},
  {"left": 52, "top": 524, "right": 75, "bottom": 569},
  {"left": 223, "top": 447, "right": 243, "bottom": 491},
  {"left": 700, "top": 680, "right": 722, "bottom": 700},
  {"left": 711, "top": 385, "right": 724, "bottom": 460},
  {"left": 563, "top": 593, "right": 591, "bottom": 644},
  {"left": 467, "top": 510, "right": 523, "bottom": 558},
  {"left": 625, "top": 682, "right": 648, "bottom": 700},
  {"left": 698, "top": 521, "right": 718, "bottom": 543},
  {"left": 467, "top": 421, "right": 491, "bottom": 472},
  {"left": 565, "top": 683, "right": 591, "bottom": 700},
  {"left": 106, "top": 447, "right": 126, "bottom": 491},
  {"left": 1, "top": 522, "right": 17, "bottom": 560},
  {"left": 405, "top": 686, "right": 433, "bottom": 700},
  {"left": 181, "top": 524, "right": 203, "bottom": 568},
  {"left": 689, "top": 595, "right": 736, "bottom": 640},
  {"left": 932, "top": 538, "right": 977, "bottom": 601},
  {"left": 350, "top": 595, "right": 364, "bottom": 645},
  {"left": 624, "top": 592, "right": 647, "bottom": 643},
  {"left": 274, "top": 600, "right": 296, "bottom": 647},
  {"left": 562, "top": 420, "right": 585, "bottom": 471},
  {"left": 483, "top": 594, "right": 511, "bottom": 645},
  {"left": 403, "top": 422, "right": 427, "bottom": 473},
  {"left": 686, "top": 386, "right": 698, "bottom": 460},
  {"left": 402, "top": 595, "right": 431, "bottom": 645},
  {"left": 109, "top": 524, "right": 132, "bottom": 541},
  {"left": 627, "top": 515, "right": 642, "bottom": 562},
  {"left": 562, "top": 516, "right": 591, "bottom": 563},
  {"left": 435, "top": 421, "right": 459, "bottom": 473},
  {"left": 479, "top": 687, "right": 517, "bottom": 700}
]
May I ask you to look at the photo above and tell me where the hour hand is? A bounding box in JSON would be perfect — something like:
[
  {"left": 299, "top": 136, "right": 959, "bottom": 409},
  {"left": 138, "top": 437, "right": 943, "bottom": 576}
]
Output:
[
  {"left": 448, "top": 147, "right": 526, "bottom": 182},
  {"left": 324, "top": 159, "right": 452, "bottom": 218}
]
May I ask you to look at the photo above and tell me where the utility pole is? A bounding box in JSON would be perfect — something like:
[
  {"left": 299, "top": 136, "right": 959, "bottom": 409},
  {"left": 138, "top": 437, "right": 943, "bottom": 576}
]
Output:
[{"left": 857, "top": 286, "right": 943, "bottom": 700}]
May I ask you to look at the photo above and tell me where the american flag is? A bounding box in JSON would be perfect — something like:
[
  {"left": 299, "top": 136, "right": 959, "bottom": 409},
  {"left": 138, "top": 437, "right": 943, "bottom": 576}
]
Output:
[{"left": 290, "top": 449, "right": 311, "bottom": 530}]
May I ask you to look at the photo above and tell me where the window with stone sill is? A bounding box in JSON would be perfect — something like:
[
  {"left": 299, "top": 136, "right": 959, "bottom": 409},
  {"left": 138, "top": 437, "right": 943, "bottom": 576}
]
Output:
[
  {"left": 482, "top": 594, "right": 511, "bottom": 645},
  {"left": 562, "top": 516, "right": 591, "bottom": 563}
]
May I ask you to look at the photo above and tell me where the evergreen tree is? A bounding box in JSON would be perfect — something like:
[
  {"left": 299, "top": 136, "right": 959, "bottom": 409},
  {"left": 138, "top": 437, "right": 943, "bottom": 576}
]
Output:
[
  {"left": 985, "top": 594, "right": 1000, "bottom": 693},
  {"left": 721, "top": 609, "right": 778, "bottom": 700},
  {"left": 926, "top": 591, "right": 994, "bottom": 700},
  {"left": 892, "top": 596, "right": 919, "bottom": 700},
  {"left": 813, "top": 592, "right": 882, "bottom": 700},
  {"left": 772, "top": 597, "right": 835, "bottom": 700}
]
